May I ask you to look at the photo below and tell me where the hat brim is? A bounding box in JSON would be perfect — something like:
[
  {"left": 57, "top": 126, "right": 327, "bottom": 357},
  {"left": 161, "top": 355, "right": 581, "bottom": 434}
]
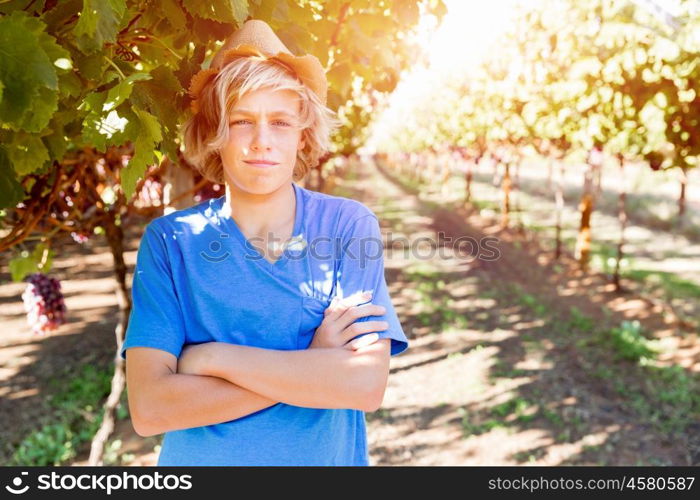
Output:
[
  {"left": 187, "top": 68, "right": 218, "bottom": 114},
  {"left": 218, "top": 44, "right": 328, "bottom": 106},
  {"left": 188, "top": 68, "right": 218, "bottom": 99}
]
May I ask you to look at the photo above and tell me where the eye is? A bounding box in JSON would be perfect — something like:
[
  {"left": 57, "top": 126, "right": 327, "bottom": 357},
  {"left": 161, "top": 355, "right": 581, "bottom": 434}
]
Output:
[
  {"left": 273, "top": 120, "right": 291, "bottom": 127},
  {"left": 229, "top": 119, "right": 251, "bottom": 126}
]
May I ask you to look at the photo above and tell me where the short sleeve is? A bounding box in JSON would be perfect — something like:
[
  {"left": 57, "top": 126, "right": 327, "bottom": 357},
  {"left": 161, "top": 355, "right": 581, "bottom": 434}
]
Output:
[
  {"left": 332, "top": 212, "right": 409, "bottom": 356},
  {"left": 120, "top": 220, "right": 187, "bottom": 360}
]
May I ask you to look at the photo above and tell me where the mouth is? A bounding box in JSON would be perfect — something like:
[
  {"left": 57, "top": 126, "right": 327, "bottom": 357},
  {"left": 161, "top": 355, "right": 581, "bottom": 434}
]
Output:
[{"left": 244, "top": 160, "right": 279, "bottom": 168}]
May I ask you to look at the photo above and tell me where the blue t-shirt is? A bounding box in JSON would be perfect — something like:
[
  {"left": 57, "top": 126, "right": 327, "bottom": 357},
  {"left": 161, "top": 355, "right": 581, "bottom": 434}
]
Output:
[{"left": 121, "top": 182, "right": 409, "bottom": 466}]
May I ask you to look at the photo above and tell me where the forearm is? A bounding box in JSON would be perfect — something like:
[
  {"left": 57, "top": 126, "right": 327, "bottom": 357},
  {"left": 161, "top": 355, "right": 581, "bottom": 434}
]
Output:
[
  {"left": 134, "top": 372, "right": 277, "bottom": 437},
  {"left": 203, "top": 344, "right": 377, "bottom": 411}
]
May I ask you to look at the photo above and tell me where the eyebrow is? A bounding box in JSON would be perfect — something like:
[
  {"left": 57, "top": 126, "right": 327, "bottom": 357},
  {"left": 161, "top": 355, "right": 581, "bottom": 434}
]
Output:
[{"left": 229, "top": 109, "right": 298, "bottom": 118}]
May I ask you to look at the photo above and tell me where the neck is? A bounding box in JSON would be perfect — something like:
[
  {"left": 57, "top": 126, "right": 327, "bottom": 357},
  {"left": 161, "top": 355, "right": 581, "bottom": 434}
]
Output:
[{"left": 224, "top": 182, "right": 296, "bottom": 235}]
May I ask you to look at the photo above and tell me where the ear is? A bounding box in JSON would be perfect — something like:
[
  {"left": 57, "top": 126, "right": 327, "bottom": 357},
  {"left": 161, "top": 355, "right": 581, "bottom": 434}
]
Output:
[{"left": 297, "top": 131, "right": 306, "bottom": 151}]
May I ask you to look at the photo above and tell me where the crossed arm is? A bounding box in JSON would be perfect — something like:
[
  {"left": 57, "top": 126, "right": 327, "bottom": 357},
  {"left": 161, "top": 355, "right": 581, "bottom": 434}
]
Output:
[{"left": 126, "top": 338, "right": 391, "bottom": 437}]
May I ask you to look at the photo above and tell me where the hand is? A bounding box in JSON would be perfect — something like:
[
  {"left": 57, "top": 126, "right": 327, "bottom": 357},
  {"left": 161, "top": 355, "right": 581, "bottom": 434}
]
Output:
[
  {"left": 177, "top": 342, "right": 218, "bottom": 376},
  {"left": 309, "top": 290, "right": 388, "bottom": 351}
]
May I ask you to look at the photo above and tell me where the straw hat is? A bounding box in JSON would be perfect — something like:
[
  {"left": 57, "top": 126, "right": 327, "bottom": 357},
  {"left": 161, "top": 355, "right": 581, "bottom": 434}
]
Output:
[{"left": 187, "top": 19, "right": 328, "bottom": 114}]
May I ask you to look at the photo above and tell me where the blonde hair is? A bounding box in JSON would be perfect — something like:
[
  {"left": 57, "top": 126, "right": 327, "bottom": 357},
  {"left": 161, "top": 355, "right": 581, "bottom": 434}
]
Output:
[{"left": 181, "top": 56, "right": 340, "bottom": 184}]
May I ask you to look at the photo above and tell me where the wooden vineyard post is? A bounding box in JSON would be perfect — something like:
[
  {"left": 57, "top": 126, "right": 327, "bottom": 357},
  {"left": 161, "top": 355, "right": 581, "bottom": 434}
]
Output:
[
  {"left": 88, "top": 204, "right": 131, "bottom": 465},
  {"left": 501, "top": 160, "right": 511, "bottom": 229},
  {"left": 612, "top": 153, "right": 628, "bottom": 291},
  {"left": 554, "top": 158, "right": 566, "bottom": 261},
  {"left": 575, "top": 162, "right": 595, "bottom": 271},
  {"left": 464, "top": 152, "right": 476, "bottom": 208},
  {"left": 678, "top": 166, "right": 688, "bottom": 223}
]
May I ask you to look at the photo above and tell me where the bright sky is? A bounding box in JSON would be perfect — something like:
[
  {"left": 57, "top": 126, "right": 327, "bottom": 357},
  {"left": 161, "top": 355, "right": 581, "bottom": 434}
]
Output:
[
  {"left": 362, "top": 0, "right": 689, "bottom": 153},
  {"left": 413, "top": 0, "right": 684, "bottom": 76},
  {"left": 363, "top": 0, "right": 520, "bottom": 152},
  {"left": 417, "top": 0, "right": 520, "bottom": 75}
]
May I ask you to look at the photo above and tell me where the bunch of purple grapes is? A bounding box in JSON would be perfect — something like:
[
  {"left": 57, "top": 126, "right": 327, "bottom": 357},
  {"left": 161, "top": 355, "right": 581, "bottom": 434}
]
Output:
[{"left": 21, "top": 273, "right": 67, "bottom": 335}]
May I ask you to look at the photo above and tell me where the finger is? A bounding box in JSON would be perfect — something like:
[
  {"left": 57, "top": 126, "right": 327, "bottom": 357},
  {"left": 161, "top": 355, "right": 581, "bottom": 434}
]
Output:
[
  {"left": 323, "top": 296, "right": 341, "bottom": 317},
  {"left": 345, "top": 333, "right": 380, "bottom": 350},
  {"left": 326, "top": 291, "right": 372, "bottom": 320},
  {"left": 336, "top": 303, "right": 387, "bottom": 331},
  {"left": 341, "top": 321, "right": 389, "bottom": 344},
  {"left": 353, "top": 303, "right": 387, "bottom": 318}
]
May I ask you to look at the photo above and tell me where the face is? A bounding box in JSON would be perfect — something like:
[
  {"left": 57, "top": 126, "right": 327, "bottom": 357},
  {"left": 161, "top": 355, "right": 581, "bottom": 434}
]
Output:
[{"left": 220, "top": 87, "right": 305, "bottom": 196}]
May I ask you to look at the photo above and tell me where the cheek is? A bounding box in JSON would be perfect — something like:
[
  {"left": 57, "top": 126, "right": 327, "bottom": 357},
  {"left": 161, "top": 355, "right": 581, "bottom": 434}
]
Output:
[
  {"left": 222, "top": 131, "right": 250, "bottom": 156},
  {"left": 226, "top": 128, "right": 248, "bottom": 145},
  {"left": 289, "top": 133, "right": 305, "bottom": 153},
  {"left": 274, "top": 135, "right": 300, "bottom": 157}
]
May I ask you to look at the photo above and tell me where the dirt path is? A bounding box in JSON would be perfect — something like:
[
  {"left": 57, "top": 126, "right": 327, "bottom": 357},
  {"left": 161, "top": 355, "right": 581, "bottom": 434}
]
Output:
[
  {"left": 1, "top": 159, "right": 697, "bottom": 466},
  {"left": 344, "top": 158, "right": 697, "bottom": 466}
]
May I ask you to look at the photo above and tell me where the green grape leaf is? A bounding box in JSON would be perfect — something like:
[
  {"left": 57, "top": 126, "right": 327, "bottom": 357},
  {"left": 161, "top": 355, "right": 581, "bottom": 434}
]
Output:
[
  {"left": 74, "top": 52, "right": 108, "bottom": 81},
  {"left": 42, "top": 0, "right": 83, "bottom": 33},
  {"left": 36, "top": 19, "right": 72, "bottom": 70},
  {"left": 161, "top": 137, "right": 180, "bottom": 166},
  {"left": 0, "top": 147, "right": 26, "bottom": 210},
  {"left": 74, "top": 0, "right": 127, "bottom": 52},
  {"left": 58, "top": 71, "right": 83, "bottom": 99},
  {"left": 9, "top": 253, "right": 38, "bottom": 283},
  {"left": 327, "top": 62, "right": 353, "bottom": 98},
  {"left": 230, "top": 0, "right": 249, "bottom": 24},
  {"left": 17, "top": 86, "right": 59, "bottom": 133},
  {"left": 7, "top": 133, "right": 51, "bottom": 176},
  {"left": 44, "top": 115, "right": 69, "bottom": 160},
  {"left": 132, "top": 40, "right": 166, "bottom": 64},
  {"left": 354, "top": 13, "right": 389, "bottom": 38},
  {"left": 45, "top": 134, "right": 68, "bottom": 164},
  {"left": 312, "top": 19, "right": 336, "bottom": 43},
  {"left": 104, "top": 72, "right": 152, "bottom": 112},
  {"left": 183, "top": 0, "right": 249, "bottom": 24},
  {"left": 250, "top": 0, "right": 276, "bottom": 20},
  {"left": 130, "top": 67, "right": 183, "bottom": 145},
  {"left": 191, "top": 16, "right": 234, "bottom": 44},
  {"left": 149, "top": 65, "right": 184, "bottom": 94},
  {"left": 121, "top": 108, "right": 163, "bottom": 200},
  {"left": 0, "top": 12, "right": 58, "bottom": 129},
  {"left": 100, "top": 105, "right": 135, "bottom": 149},
  {"left": 278, "top": 23, "right": 314, "bottom": 55},
  {"left": 33, "top": 242, "right": 55, "bottom": 274},
  {"left": 79, "top": 92, "right": 109, "bottom": 151},
  {"left": 9, "top": 242, "right": 54, "bottom": 282},
  {"left": 161, "top": 0, "right": 188, "bottom": 32}
]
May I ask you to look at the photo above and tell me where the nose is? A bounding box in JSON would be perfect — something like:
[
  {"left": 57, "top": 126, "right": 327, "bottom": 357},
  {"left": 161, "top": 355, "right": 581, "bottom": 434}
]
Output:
[{"left": 250, "top": 123, "right": 273, "bottom": 152}]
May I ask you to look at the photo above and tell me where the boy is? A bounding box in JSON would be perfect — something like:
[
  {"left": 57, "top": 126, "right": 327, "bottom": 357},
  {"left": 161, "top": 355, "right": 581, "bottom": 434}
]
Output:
[{"left": 123, "top": 20, "right": 408, "bottom": 466}]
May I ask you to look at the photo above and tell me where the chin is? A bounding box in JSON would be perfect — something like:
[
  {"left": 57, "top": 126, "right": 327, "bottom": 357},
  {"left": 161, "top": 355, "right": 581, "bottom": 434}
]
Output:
[
  {"left": 244, "top": 186, "right": 279, "bottom": 196},
  {"left": 236, "top": 177, "right": 290, "bottom": 196}
]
